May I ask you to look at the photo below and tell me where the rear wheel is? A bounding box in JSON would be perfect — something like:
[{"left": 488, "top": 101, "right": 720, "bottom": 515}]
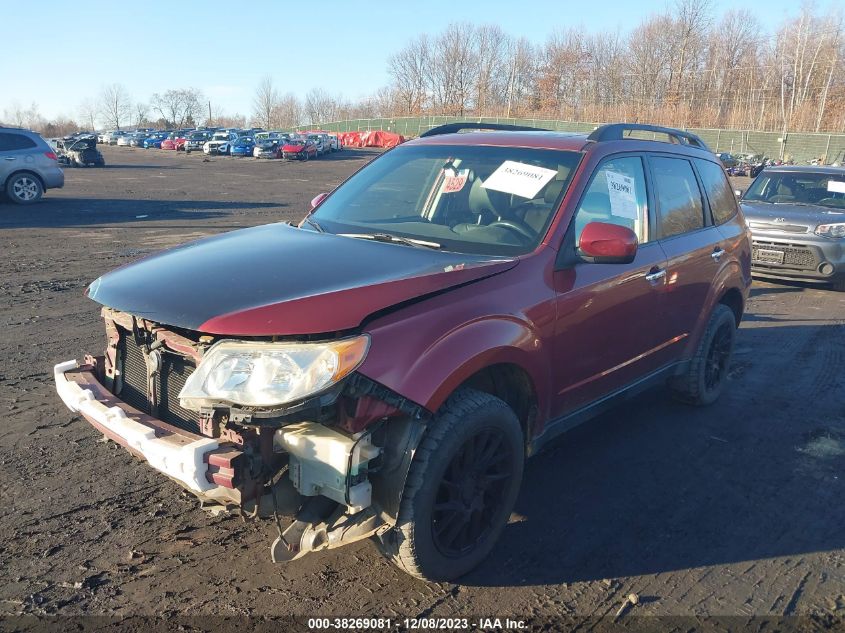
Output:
[
  {"left": 669, "top": 304, "right": 736, "bottom": 406},
  {"left": 6, "top": 173, "right": 43, "bottom": 204},
  {"left": 379, "top": 388, "right": 524, "bottom": 581}
]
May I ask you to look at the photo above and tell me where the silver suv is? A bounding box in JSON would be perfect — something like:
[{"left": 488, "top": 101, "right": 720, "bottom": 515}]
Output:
[
  {"left": 740, "top": 166, "right": 845, "bottom": 291},
  {"left": 0, "top": 127, "right": 65, "bottom": 204}
]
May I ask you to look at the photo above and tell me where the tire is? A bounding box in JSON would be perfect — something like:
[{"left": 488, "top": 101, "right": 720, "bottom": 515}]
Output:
[
  {"left": 832, "top": 278, "right": 845, "bottom": 292},
  {"left": 669, "top": 304, "right": 737, "bottom": 406},
  {"left": 380, "top": 388, "right": 524, "bottom": 581},
  {"left": 6, "top": 173, "right": 43, "bottom": 204}
]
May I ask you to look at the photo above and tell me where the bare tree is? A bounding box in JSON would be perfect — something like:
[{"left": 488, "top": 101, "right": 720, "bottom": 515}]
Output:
[
  {"left": 304, "top": 88, "right": 338, "bottom": 124},
  {"left": 150, "top": 88, "right": 203, "bottom": 128},
  {"left": 3, "top": 101, "right": 43, "bottom": 129},
  {"left": 134, "top": 102, "right": 150, "bottom": 128},
  {"left": 252, "top": 76, "right": 280, "bottom": 129},
  {"left": 429, "top": 23, "right": 478, "bottom": 116},
  {"left": 388, "top": 35, "right": 430, "bottom": 114},
  {"left": 78, "top": 98, "right": 99, "bottom": 131},
  {"left": 99, "top": 83, "right": 132, "bottom": 129},
  {"left": 276, "top": 93, "right": 302, "bottom": 128}
]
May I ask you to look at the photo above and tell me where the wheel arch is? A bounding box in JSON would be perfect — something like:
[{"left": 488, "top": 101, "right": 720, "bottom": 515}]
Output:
[
  {"left": 3, "top": 169, "right": 45, "bottom": 191},
  {"left": 361, "top": 314, "right": 552, "bottom": 438}
]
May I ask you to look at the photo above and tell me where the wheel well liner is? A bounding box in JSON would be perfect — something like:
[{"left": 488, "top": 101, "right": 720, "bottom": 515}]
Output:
[
  {"left": 456, "top": 363, "right": 537, "bottom": 443},
  {"left": 718, "top": 287, "right": 744, "bottom": 326}
]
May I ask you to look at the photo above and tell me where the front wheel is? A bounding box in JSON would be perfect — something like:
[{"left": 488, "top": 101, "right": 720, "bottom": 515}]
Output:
[
  {"left": 380, "top": 388, "right": 524, "bottom": 581},
  {"left": 669, "top": 304, "right": 737, "bottom": 406},
  {"left": 6, "top": 173, "right": 43, "bottom": 204}
]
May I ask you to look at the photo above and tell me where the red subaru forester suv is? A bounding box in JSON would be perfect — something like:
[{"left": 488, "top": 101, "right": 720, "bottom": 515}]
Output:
[{"left": 55, "top": 123, "right": 751, "bottom": 581}]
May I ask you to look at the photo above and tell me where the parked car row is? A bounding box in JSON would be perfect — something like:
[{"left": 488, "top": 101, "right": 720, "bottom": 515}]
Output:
[{"left": 100, "top": 127, "right": 343, "bottom": 159}]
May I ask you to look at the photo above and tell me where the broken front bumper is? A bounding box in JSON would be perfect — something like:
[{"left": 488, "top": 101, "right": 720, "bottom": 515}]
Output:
[{"left": 53, "top": 360, "right": 249, "bottom": 505}]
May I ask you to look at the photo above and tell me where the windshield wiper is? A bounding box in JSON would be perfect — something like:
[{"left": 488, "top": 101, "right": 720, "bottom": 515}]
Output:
[
  {"left": 338, "top": 232, "right": 441, "bottom": 249},
  {"left": 302, "top": 215, "right": 325, "bottom": 233}
]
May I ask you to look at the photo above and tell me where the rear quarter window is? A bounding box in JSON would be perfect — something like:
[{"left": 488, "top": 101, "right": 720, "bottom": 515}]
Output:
[
  {"left": 695, "top": 158, "right": 738, "bottom": 225},
  {"left": 0, "top": 132, "right": 38, "bottom": 151}
]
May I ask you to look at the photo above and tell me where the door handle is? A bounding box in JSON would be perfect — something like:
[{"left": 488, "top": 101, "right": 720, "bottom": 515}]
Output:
[
  {"left": 4, "top": 157, "right": 16, "bottom": 161},
  {"left": 711, "top": 248, "right": 725, "bottom": 261},
  {"left": 645, "top": 268, "right": 667, "bottom": 283}
]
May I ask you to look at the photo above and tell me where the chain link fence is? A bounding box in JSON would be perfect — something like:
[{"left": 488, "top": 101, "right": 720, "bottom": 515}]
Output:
[{"left": 307, "top": 116, "right": 845, "bottom": 165}]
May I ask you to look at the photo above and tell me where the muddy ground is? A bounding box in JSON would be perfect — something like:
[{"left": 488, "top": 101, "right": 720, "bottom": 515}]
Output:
[{"left": 1, "top": 146, "right": 844, "bottom": 626}]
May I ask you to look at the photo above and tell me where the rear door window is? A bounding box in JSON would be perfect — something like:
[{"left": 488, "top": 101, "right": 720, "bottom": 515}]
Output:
[
  {"left": 694, "top": 158, "right": 738, "bottom": 225},
  {"left": 651, "top": 156, "right": 705, "bottom": 238},
  {"left": 572, "top": 155, "right": 649, "bottom": 243}
]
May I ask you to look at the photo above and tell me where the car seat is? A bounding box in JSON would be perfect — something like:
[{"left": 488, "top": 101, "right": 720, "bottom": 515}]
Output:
[{"left": 451, "top": 177, "right": 513, "bottom": 234}]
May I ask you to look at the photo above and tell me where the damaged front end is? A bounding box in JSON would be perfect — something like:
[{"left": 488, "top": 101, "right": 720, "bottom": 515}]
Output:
[{"left": 54, "top": 308, "right": 427, "bottom": 563}]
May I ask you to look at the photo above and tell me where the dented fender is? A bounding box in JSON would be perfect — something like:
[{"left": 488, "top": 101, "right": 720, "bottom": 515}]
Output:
[{"left": 359, "top": 256, "right": 556, "bottom": 429}]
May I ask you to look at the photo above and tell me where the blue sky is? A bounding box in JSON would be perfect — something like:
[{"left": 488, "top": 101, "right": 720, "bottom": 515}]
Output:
[{"left": 1, "top": 0, "right": 837, "bottom": 122}]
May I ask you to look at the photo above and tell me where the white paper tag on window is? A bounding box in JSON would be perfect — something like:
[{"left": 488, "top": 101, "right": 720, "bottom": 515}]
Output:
[
  {"left": 482, "top": 161, "right": 557, "bottom": 199},
  {"left": 605, "top": 171, "right": 638, "bottom": 219},
  {"left": 827, "top": 180, "right": 845, "bottom": 194}
]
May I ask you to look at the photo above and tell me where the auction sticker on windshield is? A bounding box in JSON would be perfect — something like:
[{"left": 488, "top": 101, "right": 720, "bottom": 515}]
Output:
[
  {"left": 443, "top": 169, "right": 469, "bottom": 193},
  {"left": 482, "top": 161, "right": 557, "bottom": 199},
  {"left": 828, "top": 180, "right": 845, "bottom": 194}
]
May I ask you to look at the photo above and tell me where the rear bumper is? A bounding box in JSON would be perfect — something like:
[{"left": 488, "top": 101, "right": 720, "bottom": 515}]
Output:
[
  {"left": 42, "top": 167, "right": 65, "bottom": 190},
  {"left": 54, "top": 360, "right": 248, "bottom": 504}
]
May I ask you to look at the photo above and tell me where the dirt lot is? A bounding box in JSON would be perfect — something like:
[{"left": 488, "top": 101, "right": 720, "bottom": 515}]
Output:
[{"left": 1, "top": 146, "right": 844, "bottom": 626}]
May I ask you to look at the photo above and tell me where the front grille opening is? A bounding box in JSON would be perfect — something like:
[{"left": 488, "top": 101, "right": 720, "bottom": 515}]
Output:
[
  {"left": 115, "top": 329, "right": 201, "bottom": 434},
  {"left": 752, "top": 241, "right": 818, "bottom": 271}
]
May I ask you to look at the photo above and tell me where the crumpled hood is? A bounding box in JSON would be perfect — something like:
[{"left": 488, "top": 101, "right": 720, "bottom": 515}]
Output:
[{"left": 87, "top": 223, "right": 516, "bottom": 336}]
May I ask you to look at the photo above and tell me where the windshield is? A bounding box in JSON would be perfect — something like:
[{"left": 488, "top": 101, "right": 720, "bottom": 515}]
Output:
[
  {"left": 745, "top": 171, "right": 845, "bottom": 209},
  {"left": 311, "top": 144, "right": 582, "bottom": 256},
  {"left": 212, "top": 133, "right": 228, "bottom": 141}
]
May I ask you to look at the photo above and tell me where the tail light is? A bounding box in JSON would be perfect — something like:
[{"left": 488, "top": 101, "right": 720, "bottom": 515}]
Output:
[{"left": 44, "top": 151, "right": 57, "bottom": 160}]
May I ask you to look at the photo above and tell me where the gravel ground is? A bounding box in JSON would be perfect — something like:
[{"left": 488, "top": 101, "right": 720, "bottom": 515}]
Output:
[{"left": 0, "top": 146, "right": 844, "bottom": 628}]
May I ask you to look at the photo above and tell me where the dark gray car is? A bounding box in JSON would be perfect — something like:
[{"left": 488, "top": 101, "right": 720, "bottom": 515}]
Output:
[
  {"left": 0, "top": 127, "right": 65, "bottom": 204},
  {"left": 740, "top": 166, "right": 845, "bottom": 290}
]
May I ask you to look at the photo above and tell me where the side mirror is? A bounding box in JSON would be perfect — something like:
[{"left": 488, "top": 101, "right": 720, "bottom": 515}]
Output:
[
  {"left": 310, "top": 192, "right": 328, "bottom": 210},
  {"left": 578, "top": 222, "right": 638, "bottom": 264}
]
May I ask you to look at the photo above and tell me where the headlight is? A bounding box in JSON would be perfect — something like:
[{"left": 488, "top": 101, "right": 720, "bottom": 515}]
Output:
[
  {"left": 179, "top": 336, "right": 369, "bottom": 409},
  {"left": 815, "top": 223, "right": 845, "bottom": 239}
]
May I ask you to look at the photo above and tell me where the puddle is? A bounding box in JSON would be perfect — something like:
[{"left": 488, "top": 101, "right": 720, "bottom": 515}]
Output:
[{"left": 798, "top": 429, "right": 845, "bottom": 459}]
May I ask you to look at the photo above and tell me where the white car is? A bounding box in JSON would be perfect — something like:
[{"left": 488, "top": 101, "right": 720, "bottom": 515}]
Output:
[
  {"left": 307, "top": 134, "right": 327, "bottom": 156},
  {"left": 328, "top": 134, "right": 342, "bottom": 152},
  {"left": 203, "top": 132, "right": 239, "bottom": 155},
  {"left": 102, "top": 130, "right": 130, "bottom": 145},
  {"left": 116, "top": 135, "right": 133, "bottom": 146}
]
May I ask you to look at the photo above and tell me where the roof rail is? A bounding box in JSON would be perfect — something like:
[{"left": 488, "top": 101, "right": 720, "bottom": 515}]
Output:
[
  {"left": 588, "top": 123, "right": 711, "bottom": 151},
  {"left": 420, "top": 122, "right": 549, "bottom": 137}
]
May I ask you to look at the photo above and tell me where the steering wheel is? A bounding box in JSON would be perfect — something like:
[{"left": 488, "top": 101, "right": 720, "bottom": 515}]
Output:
[{"left": 488, "top": 219, "right": 535, "bottom": 242}]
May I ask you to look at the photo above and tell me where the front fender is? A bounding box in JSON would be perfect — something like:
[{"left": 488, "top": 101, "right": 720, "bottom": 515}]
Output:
[{"left": 360, "top": 315, "right": 552, "bottom": 420}]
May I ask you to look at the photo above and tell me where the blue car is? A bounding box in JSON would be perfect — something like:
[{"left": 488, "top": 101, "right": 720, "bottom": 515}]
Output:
[
  {"left": 143, "top": 132, "right": 170, "bottom": 149},
  {"left": 230, "top": 137, "right": 255, "bottom": 157}
]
